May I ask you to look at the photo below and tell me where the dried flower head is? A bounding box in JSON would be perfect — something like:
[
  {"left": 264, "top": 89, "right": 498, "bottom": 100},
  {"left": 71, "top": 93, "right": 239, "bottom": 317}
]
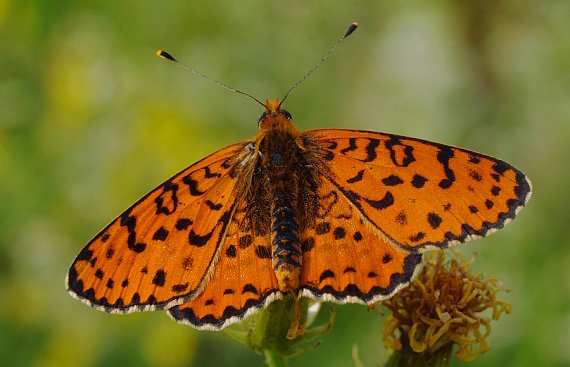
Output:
[{"left": 381, "top": 249, "right": 512, "bottom": 362}]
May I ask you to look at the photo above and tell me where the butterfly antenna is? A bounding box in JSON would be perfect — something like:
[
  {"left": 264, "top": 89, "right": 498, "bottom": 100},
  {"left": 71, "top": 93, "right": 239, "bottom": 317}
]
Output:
[
  {"left": 280, "top": 22, "right": 359, "bottom": 107},
  {"left": 157, "top": 50, "right": 266, "bottom": 108}
]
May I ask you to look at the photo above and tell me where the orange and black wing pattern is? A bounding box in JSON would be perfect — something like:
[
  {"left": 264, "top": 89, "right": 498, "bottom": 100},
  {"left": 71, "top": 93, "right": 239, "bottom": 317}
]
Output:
[
  {"left": 297, "top": 129, "right": 531, "bottom": 304},
  {"left": 167, "top": 198, "right": 282, "bottom": 330},
  {"left": 66, "top": 141, "right": 252, "bottom": 313}
]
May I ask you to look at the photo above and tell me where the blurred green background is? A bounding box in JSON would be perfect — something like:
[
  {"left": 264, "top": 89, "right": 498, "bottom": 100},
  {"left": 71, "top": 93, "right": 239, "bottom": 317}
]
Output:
[{"left": 1, "top": 1, "right": 568, "bottom": 366}]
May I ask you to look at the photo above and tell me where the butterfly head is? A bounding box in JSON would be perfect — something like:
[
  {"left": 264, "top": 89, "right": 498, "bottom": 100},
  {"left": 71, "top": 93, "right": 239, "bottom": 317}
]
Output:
[{"left": 258, "top": 98, "right": 293, "bottom": 129}]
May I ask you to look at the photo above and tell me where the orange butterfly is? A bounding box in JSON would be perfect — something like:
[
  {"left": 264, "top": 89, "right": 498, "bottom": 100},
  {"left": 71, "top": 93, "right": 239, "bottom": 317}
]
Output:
[{"left": 66, "top": 24, "right": 532, "bottom": 333}]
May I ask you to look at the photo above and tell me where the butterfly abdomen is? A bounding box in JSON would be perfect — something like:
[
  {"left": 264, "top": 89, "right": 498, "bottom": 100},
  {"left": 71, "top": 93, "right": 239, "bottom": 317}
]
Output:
[{"left": 271, "top": 191, "right": 302, "bottom": 292}]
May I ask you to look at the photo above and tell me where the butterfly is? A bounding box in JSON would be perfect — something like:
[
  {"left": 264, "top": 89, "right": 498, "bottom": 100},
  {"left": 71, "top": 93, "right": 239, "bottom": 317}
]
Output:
[{"left": 66, "top": 24, "right": 532, "bottom": 333}]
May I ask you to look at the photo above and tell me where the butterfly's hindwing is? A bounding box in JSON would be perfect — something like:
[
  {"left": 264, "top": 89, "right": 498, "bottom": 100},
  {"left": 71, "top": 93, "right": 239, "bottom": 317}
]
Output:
[
  {"left": 298, "top": 177, "right": 422, "bottom": 304},
  {"left": 167, "top": 197, "right": 281, "bottom": 330}
]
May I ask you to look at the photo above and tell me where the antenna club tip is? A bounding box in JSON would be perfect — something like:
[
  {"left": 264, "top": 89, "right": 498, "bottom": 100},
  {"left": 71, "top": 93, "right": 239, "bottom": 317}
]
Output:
[
  {"left": 345, "top": 22, "right": 359, "bottom": 37},
  {"left": 157, "top": 50, "right": 176, "bottom": 61}
]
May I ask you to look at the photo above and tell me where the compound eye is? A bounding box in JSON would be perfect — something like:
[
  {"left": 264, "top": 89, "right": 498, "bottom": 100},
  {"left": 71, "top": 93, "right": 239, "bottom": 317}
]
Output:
[
  {"left": 281, "top": 109, "right": 293, "bottom": 121},
  {"left": 257, "top": 112, "right": 267, "bottom": 126}
]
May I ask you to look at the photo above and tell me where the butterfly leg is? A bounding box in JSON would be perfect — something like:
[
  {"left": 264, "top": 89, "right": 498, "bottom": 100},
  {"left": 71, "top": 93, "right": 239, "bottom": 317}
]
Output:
[{"left": 286, "top": 293, "right": 306, "bottom": 339}]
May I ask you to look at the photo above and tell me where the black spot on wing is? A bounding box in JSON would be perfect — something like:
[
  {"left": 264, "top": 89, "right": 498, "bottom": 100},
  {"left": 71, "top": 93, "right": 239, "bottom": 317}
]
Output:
[
  {"left": 385, "top": 137, "right": 415, "bottom": 167},
  {"left": 411, "top": 174, "right": 427, "bottom": 188},
  {"left": 189, "top": 230, "right": 214, "bottom": 247},
  {"left": 145, "top": 295, "right": 158, "bottom": 306},
  {"left": 205, "top": 200, "right": 223, "bottom": 211},
  {"left": 346, "top": 169, "right": 364, "bottom": 184},
  {"left": 316, "top": 222, "right": 331, "bottom": 235},
  {"left": 492, "top": 161, "right": 510, "bottom": 175},
  {"left": 239, "top": 235, "right": 253, "bottom": 249},
  {"left": 364, "top": 139, "right": 380, "bottom": 162},
  {"left": 153, "top": 269, "right": 166, "bottom": 287},
  {"left": 221, "top": 158, "right": 232, "bottom": 170},
  {"left": 409, "top": 232, "right": 425, "bottom": 243},
  {"left": 301, "top": 237, "right": 315, "bottom": 253},
  {"left": 395, "top": 211, "right": 407, "bottom": 225},
  {"left": 255, "top": 245, "right": 271, "bottom": 259},
  {"left": 129, "top": 240, "right": 146, "bottom": 254},
  {"left": 242, "top": 283, "right": 259, "bottom": 295},
  {"left": 121, "top": 208, "right": 147, "bottom": 253},
  {"left": 341, "top": 189, "right": 394, "bottom": 219},
  {"left": 175, "top": 218, "right": 193, "bottom": 230},
  {"left": 77, "top": 249, "right": 94, "bottom": 262},
  {"left": 182, "top": 257, "right": 193, "bottom": 270},
  {"left": 469, "top": 170, "right": 483, "bottom": 182},
  {"left": 340, "top": 138, "right": 357, "bottom": 155},
  {"left": 226, "top": 244, "right": 237, "bottom": 258},
  {"left": 436, "top": 146, "right": 455, "bottom": 189},
  {"left": 155, "top": 181, "right": 178, "bottom": 215},
  {"left": 364, "top": 191, "right": 394, "bottom": 210},
  {"left": 323, "top": 150, "right": 334, "bottom": 161},
  {"left": 333, "top": 227, "right": 346, "bottom": 240},
  {"left": 319, "top": 270, "right": 335, "bottom": 283},
  {"left": 153, "top": 226, "right": 169, "bottom": 241},
  {"left": 427, "top": 212, "right": 442, "bottom": 229},
  {"left": 382, "top": 175, "right": 404, "bottom": 186},
  {"left": 204, "top": 166, "right": 222, "bottom": 178},
  {"left": 172, "top": 283, "right": 189, "bottom": 293},
  {"left": 182, "top": 175, "right": 205, "bottom": 196}
]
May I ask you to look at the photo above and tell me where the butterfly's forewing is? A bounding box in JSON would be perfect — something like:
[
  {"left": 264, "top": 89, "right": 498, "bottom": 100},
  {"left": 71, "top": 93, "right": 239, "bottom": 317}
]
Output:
[
  {"left": 298, "top": 177, "right": 422, "bottom": 304},
  {"left": 168, "top": 199, "right": 281, "bottom": 330},
  {"left": 66, "top": 141, "right": 251, "bottom": 312},
  {"left": 307, "top": 129, "right": 532, "bottom": 252}
]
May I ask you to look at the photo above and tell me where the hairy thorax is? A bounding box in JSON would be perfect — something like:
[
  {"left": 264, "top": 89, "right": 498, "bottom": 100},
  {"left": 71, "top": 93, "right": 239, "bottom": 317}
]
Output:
[{"left": 233, "top": 108, "right": 327, "bottom": 293}]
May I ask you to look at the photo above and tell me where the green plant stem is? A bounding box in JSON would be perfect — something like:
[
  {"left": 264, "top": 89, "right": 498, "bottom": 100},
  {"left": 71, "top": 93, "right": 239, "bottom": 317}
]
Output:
[
  {"left": 264, "top": 350, "right": 288, "bottom": 367},
  {"left": 384, "top": 343, "right": 452, "bottom": 367}
]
